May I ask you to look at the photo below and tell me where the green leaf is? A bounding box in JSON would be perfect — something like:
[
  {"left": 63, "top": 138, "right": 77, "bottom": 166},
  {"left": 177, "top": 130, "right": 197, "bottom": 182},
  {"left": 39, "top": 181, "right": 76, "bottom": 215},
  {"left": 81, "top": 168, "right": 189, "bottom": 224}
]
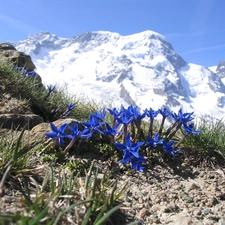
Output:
[
  {"left": 81, "top": 206, "right": 92, "bottom": 225},
  {"left": 28, "top": 206, "right": 49, "bottom": 225},
  {"left": 94, "top": 204, "right": 121, "bottom": 225},
  {"left": 52, "top": 199, "right": 95, "bottom": 225},
  {"left": 12, "top": 124, "right": 28, "bottom": 161}
]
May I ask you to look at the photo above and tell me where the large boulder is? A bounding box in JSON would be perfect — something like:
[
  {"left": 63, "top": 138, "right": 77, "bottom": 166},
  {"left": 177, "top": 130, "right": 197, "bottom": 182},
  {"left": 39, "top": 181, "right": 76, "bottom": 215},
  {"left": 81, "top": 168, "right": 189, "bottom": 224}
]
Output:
[{"left": 0, "top": 43, "right": 36, "bottom": 71}]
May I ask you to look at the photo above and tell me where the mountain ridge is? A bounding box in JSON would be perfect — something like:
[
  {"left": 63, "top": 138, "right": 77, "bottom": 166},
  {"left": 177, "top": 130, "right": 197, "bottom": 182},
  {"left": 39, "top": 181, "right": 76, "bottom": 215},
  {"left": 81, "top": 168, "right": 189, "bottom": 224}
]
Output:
[{"left": 12, "top": 30, "right": 225, "bottom": 120}]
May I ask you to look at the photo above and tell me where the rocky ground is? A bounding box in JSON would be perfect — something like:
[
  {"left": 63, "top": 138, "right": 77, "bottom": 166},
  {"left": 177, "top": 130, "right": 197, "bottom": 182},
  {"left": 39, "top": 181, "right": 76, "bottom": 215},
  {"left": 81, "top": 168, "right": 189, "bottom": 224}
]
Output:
[
  {"left": 1, "top": 150, "right": 225, "bottom": 225},
  {"left": 116, "top": 162, "right": 225, "bottom": 225}
]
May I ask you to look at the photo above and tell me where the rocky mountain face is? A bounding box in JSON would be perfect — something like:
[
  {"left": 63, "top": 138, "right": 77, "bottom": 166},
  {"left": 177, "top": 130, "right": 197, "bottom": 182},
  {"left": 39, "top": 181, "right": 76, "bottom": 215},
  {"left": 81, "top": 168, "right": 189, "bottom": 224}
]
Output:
[
  {"left": 13, "top": 30, "right": 225, "bottom": 120},
  {"left": 216, "top": 60, "right": 225, "bottom": 79}
]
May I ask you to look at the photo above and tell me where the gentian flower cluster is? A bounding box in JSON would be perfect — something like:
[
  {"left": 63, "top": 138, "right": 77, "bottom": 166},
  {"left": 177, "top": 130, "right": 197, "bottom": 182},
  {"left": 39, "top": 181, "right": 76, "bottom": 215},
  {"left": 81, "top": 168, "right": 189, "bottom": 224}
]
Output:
[
  {"left": 49, "top": 103, "right": 76, "bottom": 119},
  {"left": 11, "top": 66, "right": 201, "bottom": 171},
  {"left": 45, "top": 104, "right": 201, "bottom": 172},
  {"left": 12, "top": 65, "right": 36, "bottom": 77}
]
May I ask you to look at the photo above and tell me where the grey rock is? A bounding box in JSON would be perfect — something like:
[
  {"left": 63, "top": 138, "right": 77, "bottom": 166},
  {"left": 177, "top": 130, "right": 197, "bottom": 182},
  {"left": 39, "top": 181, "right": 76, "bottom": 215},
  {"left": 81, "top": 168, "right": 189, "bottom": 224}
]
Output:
[
  {"left": 0, "top": 113, "right": 43, "bottom": 130},
  {"left": 0, "top": 43, "right": 16, "bottom": 51},
  {"left": 0, "top": 42, "right": 35, "bottom": 71},
  {"left": 166, "top": 215, "right": 192, "bottom": 225}
]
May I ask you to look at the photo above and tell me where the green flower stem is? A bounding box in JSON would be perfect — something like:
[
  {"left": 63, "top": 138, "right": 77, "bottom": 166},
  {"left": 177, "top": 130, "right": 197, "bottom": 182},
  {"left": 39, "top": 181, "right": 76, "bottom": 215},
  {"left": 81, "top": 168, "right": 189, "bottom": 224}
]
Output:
[
  {"left": 175, "top": 133, "right": 189, "bottom": 148},
  {"left": 158, "top": 116, "right": 166, "bottom": 136},
  {"left": 164, "top": 121, "right": 179, "bottom": 137},
  {"left": 131, "top": 121, "right": 136, "bottom": 139},
  {"left": 166, "top": 121, "right": 182, "bottom": 140},
  {"left": 63, "top": 135, "right": 80, "bottom": 153},
  {"left": 123, "top": 124, "right": 128, "bottom": 143},
  {"left": 149, "top": 118, "right": 154, "bottom": 137},
  {"left": 53, "top": 138, "right": 59, "bottom": 148},
  {"left": 135, "top": 120, "right": 145, "bottom": 141}
]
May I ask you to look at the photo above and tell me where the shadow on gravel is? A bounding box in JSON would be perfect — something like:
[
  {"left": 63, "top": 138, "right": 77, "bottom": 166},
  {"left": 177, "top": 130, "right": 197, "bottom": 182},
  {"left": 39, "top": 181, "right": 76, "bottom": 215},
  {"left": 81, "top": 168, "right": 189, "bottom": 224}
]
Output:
[{"left": 144, "top": 148, "right": 225, "bottom": 181}]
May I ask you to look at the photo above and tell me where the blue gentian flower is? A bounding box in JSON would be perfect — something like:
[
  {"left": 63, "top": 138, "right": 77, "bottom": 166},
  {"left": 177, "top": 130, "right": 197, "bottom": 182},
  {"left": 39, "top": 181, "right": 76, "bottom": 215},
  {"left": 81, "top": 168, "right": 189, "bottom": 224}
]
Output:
[
  {"left": 67, "top": 124, "right": 80, "bottom": 139},
  {"left": 115, "top": 112, "right": 132, "bottom": 126},
  {"left": 174, "top": 122, "right": 201, "bottom": 148},
  {"left": 25, "top": 70, "right": 36, "bottom": 77},
  {"left": 92, "top": 109, "right": 106, "bottom": 121},
  {"left": 162, "top": 140, "right": 180, "bottom": 156},
  {"left": 126, "top": 105, "right": 146, "bottom": 122},
  {"left": 103, "top": 123, "right": 123, "bottom": 137},
  {"left": 166, "top": 109, "right": 195, "bottom": 139},
  {"left": 45, "top": 85, "right": 56, "bottom": 100},
  {"left": 145, "top": 108, "right": 159, "bottom": 119},
  {"left": 146, "top": 133, "right": 163, "bottom": 147},
  {"left": 183, "top": 123, "right": 201, "bottom": 135},
  {"left": 17, "top": 66, "right": 23, "bottom": 71},
  {"left": 63, "top": 124, "right": 93, "bottom": 153},
  {"left": 171, "top": 108, "right": 194, "bottom": 124},
  {"left": 159, "top": 108, "right": 170, "bottom": 118},
  {"left": 107, "top": 107, "right": 123, "bottom": 128},
  {"left": 114, "top": 133, "right": 144, "bottom": 164},
  {"left": 123, "top": 105, "right": 146, "bottom": 141},
  {"left": 66, "top": 103, "right": 76, "bottom": 111},
  {"left": 124, "top": 105, "right": 135, "bottom": 118},
  {"left": 47, "top": 85, "right": 55, "bottom": 94},
  {"left": 82, "top": 115, "right": 105, "bottom": 134},
  {"left": 115, "top": 112, "right": 133, "bottom": 141},
  {"left": 80, "top": 128, "right": 93, "bottom": 139},
  {"left": 130, "top": 156, "right": 147, "bottom": 172},
  {"left": 107, "top": 107, "right": 121, "bottom": 117},
  {"left": 45, "top": 123, "right": 68, "bottom": 146},
  {"left": 62, "top": 103, "right": 76, "bottom": 117},
  {"left": 69, "top": 123, "right": 92, "bottom": 139}
]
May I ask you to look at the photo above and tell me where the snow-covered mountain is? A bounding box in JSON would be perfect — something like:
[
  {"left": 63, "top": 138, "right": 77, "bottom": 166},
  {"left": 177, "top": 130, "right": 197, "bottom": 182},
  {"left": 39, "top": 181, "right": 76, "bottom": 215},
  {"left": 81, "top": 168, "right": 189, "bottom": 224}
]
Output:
[{"left": 13, "top": 30, "right": 225, "bottom": 120}]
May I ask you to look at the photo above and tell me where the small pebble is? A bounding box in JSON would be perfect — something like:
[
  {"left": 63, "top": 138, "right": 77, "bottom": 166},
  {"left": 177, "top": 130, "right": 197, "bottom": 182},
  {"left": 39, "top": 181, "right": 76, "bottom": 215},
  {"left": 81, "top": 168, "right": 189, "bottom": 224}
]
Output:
[
  {"left": 151, "top": 204, "right": 160, "bottom": 212},
  {"left": 139, "top": 208, "right": 147, "bottom": 218}
]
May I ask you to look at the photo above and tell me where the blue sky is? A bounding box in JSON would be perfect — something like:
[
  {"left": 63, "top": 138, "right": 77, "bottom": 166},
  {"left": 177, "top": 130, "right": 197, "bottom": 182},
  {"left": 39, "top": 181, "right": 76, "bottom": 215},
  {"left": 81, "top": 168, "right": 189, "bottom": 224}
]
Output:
[{"left": 1, "top": 0, "right": 225, "bottom": 67}]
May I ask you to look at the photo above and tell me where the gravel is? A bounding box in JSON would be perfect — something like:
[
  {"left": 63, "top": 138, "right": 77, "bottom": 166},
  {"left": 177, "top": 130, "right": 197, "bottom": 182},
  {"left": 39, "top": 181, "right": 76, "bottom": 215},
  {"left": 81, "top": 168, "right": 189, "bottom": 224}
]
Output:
[
  {"left": 114, "top": 163, "right": 225, "bottom": 225},
  {"left": 1, "top": 152, "right": 225, "bottom": 225}
]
